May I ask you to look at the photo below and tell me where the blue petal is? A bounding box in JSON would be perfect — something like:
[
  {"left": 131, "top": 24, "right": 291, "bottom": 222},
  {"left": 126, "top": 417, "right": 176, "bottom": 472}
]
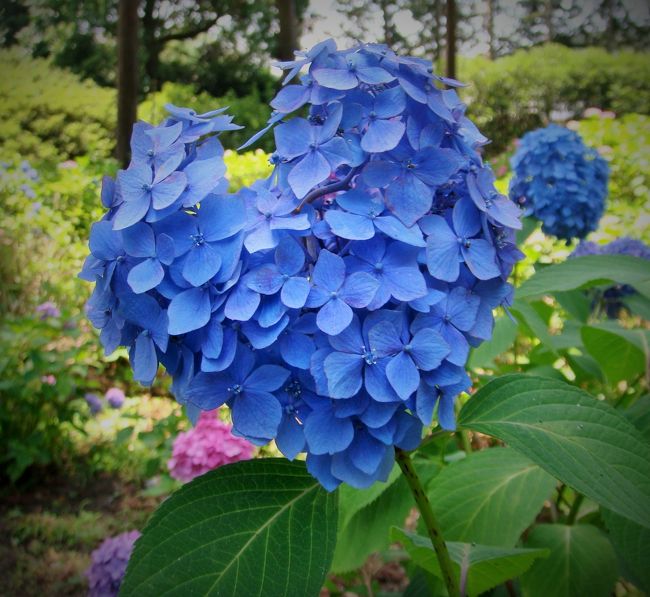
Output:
[
  {"left": 304, "top": 406, "right": 354, "bottom": 454},
  {"left": 232, "top": 390, "right": 282, "bottom": 442},
  {"left": 424, "top": 217, "right": 461, "bottom": 282},
  {"left": 339, "top": 272, "right": 380, "bottom": 308},
  {"left": 324, "top": 210, "right": 375, "bottom": 240},
  {"left": 151, "top": 171, "right": 187, "bottom": 210},
  {"left": 185, "top": 371, "right": 232, "bottom": 409},
  {"left": 199, "top": 194, "right": 247, "bottom": 242},
  {"left": 365, "top": 359, "right": 401, "bottom": 402},
  {"left": 306, "top": 454, "right": 341, "bottom": 491},
  {"left": 182, "top": 243, "right": 222, "bottom": 287},
  {"left": 275, "top": 236, "right": 304, "bottom": 275},
  {"left": 323, "top": 351, "right": 363, "bottom": 398},
  {"left": 121, "top": 222, "right": 155, "bottom": 257},
  {"left": 312, "top": 250, "right": 345, "bottom": 291},
  {"left": 167, "top": 287, "right": 211, "bottom": 335},
  {"left": 348, "top": 430, "right": 388, "bottom": 475},
  {"left": 156, "top": 233, "right": 175, "bottom": 265},
  {"left": 386, "top": 351, "right": 419, "bottom": 400},
  {"left": 89, "top": 221, "right": 123, "bottom": 260},
  {"left": 452, "top": 197, "right": 482, "bottom": 239},
  {"left": 288, "top": 150, "right": 331, "bottom": 199},
  {"left": 270, "top": 84, "right": 309, "bottom": 112},
  {"left": 274, "top": 118, "right": 310, "bottom": 159},
  {"left": 112, "top": 197, "right": 150, "bottom": 230},
  {"left": 280, "top": 331, "right": 315, "bottom": 369},
  {"left": 246, "top": 364, "right": 290, "bottom": 392},
  {"left": 385, "top": 266, "right": 427, "bottom": 301},
  {"left": 224, "top": 283, "right": 260, "bottom": 321},
  {"left": 312, "top": 67, "right": 358, "bottom": 90},
  {"left": 361, "top": 119, "right": 405, "bottom": 153},
  {"left": 317, "top": 297, "right": 353, "bottom": 335},
  {"left": 410, "top": 328, "right": 449, "bottom": 370},
  {"left": 462, "top": 240, "right": 501, "bottom": 280},
  {"left": 281, "top": 276, "right": 310, "bottom": 308},
  {"left": 276, "top": 415, "right": 305, "bottom": 460},
  {"left": 181, "top": 158, "right": 225, "bottom": 207},
  {"left": 246, "top": 265, "right": 284, "bottom": 294},
  {"left": 385, "top": 174, "right": 432, "bottom": 227},
  {"left": 133, "top": 333, "right": 158, "bottom": 385},
  {"left": 127, "top": 258, "right": 164, "bottom": 293}
]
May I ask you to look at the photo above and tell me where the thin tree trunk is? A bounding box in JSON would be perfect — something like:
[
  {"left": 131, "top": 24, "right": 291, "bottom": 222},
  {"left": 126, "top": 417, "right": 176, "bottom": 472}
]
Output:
[
  {"left": 544, "top": 0, "right": 554, "bottom": 42},
  {"left": 276, "top": 0, "right": 298, "bottom": 60},
  {"left": 433, "top": 0, "right": 442, "bottom": 64},
  {"left": 445, "top": 0, "right": 457, "bottom": 80},
  {"left": 486, "top": 0, "right": 496, "bottom": 59},
  {"left": 116, "top": 0, "right": 139, "bottom": 167}
]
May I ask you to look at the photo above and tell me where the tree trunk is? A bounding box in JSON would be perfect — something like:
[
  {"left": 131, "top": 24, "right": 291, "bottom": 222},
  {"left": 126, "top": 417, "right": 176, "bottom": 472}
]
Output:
[
  {"left": 445, "top": 0, "right": 457, "bottom": 80},
  {"left": 433, "top": 0, "right": 442, "bottom": 66},
  {"left": 275, "top": 0, "right": 298, "bottom": 61},
  {"left": 116, "top": 0, "right": 139, "bottom": 168},
  {"left": 544, "top": 0, "right": 554, "bottom": 42},
  {"left": 486, "top": 0, "right": 496, "bottom": 59}
]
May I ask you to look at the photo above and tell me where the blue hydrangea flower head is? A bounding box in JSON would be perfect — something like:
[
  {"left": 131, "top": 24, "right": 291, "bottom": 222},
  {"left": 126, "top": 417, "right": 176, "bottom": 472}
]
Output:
[
  {"left": 86, "top": 530, "right": 140, "bottom": 597},
  {"left": 509, "top": 124, "right": 609, "bottom": 241},
  {"left": 571, "top": 237, "right": 650, "bottom": 318},
  {"left": 81, "top": 40, "right": 523, "bottom": 490}
]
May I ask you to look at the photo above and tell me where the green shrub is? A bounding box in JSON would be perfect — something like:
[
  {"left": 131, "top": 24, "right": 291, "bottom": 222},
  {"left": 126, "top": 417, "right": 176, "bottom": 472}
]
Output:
[
  {"left": 224, "top": 149, "right": 272, "bottom": 191},
  {"left": 0, "top": 310, "right": 104, "bottom": 483},
  {"left": 575, "top": 112, "right": 650, "bottom": 205},
  {"left": 459, "top": 44, "right": 650, "bottom": 155},
  {"left": 0, "top": 49, "right": 116, "bottom": 162},
  {"left": 0, "top": 157, "right": 114, "bottom": 315}
]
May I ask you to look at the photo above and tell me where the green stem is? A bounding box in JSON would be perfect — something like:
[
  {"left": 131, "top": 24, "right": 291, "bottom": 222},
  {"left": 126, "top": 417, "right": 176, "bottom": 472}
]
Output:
[
  {"left": 395, "top": 448, "right": 460, "bottom": 597},
  {"left": 459, "top": 429, "right": 473, "bottom": 454},
  {"left": 567, "top": 494, "right": 584, "bottom": 525}
]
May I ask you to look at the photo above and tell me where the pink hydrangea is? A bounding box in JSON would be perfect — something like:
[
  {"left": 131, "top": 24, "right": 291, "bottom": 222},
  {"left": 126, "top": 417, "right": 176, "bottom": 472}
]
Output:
[{"left": 168, "top": 410, "right": 255, "bottom": 483}]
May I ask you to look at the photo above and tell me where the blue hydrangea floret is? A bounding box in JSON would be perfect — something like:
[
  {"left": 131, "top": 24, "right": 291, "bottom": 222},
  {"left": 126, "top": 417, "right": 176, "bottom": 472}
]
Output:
[{"left": 81, "top": 40, "right": 523, "bottom": 490}]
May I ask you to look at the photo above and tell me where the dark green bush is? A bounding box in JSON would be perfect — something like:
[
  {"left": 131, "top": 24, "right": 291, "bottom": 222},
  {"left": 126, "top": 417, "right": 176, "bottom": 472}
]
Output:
[{"left": 459, "top": 44, "right": 650, "bottom": 155}]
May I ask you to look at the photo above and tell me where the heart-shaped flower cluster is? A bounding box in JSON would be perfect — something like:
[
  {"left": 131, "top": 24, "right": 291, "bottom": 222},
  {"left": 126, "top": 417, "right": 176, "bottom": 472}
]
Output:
[
  {"left": 509, "top": 124, "right": 609, "bottom": 242},
  {"left": 81, "top": 40, "right": 522, "bottom": 490}
]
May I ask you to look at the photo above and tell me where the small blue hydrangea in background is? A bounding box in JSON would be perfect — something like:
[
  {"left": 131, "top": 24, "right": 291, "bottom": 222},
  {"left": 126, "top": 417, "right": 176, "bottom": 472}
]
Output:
[
  {"left": 81, "top": 40, "right": 523, "bottom": 490},
  {"left": 509, "top": 124, "right": 609, "bottom": 242},
  {"left": 86, "top": 530, "right": 140, "bottom": 597},
  {"left": 571, "top": 237, "right": 650, "bottom": 317}
]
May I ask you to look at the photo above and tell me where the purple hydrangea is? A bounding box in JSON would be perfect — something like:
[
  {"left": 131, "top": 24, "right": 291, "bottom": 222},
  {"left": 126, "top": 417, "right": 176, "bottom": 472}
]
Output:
[
  {"left": 86, "top": 530, "right": 140, "bottom": 597},
  {"left": 105, "top": 387, "right": 126, "bottom": 409},
  {"left": 81, "top": 40, "right": 523, "bottom": 491},
  {"left": 35, "top": 301, "right": 60, "bottom": 319},
  {"left": 84, "top": 392, "right": 103, "bottom": 415}
]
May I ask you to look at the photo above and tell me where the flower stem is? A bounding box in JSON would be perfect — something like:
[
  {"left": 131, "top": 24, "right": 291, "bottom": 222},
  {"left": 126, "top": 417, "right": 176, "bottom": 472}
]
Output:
[
  {"left": 566, "top": 493, "right": 584, "bottom": 525},
  {"left": 395, "top": 448, "right": 460, "bottom": 597}
]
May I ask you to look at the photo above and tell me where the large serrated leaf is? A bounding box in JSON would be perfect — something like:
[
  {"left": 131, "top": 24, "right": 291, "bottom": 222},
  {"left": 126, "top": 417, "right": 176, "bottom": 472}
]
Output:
[
  {"left": 121, "top": 459, "right": 337, "bottom": 597},
  {"left": 392, "top": 527, "right": 548, "bottom": 597},
  {"left": 459, "top": 375, "right": 650, "bottom": 529},
  {"left": 520, "top": 524, "right": 618, "bottom": 597},
  {"left": 517, "top": 255, "right": 650, "bottom": 299},
  {"left": 426, "top": 448, "right": 556, "bottom": 546}
]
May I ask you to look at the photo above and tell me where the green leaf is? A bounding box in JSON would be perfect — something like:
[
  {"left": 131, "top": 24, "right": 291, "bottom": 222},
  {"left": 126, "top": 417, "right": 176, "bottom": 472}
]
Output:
[
  {"left": 426, "top": 448, "right": 556, "bottom": 546},
  {"left": 331, "top": 468, "right": 414, "bottom": 573},
  {"left": 623, "top": 293, "right": 650, "bottom": 320},
  {"left": 469, "top": 315, "right": 518, "bottom": 369},
  {"left": 554, "top": 290, "right": 591, "bottom": 322},
  {"left": 624, "top": 395, "right": 650, "bottom": 441},
  {"left": 520, "top": 524, "right": 618, "bottom": 597},
  {"left": 392, "top": 527, "right": 548, "bottom": 597},
  {"left": 517, "top": 255, "right": 650, "bottom": 300},
  {"left": 581, "top": 325, "right": 646, "bottom": 384},
  {"left": 121, "top": 459, "right": 338, "bottom": 597},
  {"left": 458, "top": 375, "right": 650, "bottom": 529},
  {"left": 602, "top": 509, "right": 650, "bottom": 592},
  {"left": 511, "top": 300, "right": 558, "bottom": 353}
]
